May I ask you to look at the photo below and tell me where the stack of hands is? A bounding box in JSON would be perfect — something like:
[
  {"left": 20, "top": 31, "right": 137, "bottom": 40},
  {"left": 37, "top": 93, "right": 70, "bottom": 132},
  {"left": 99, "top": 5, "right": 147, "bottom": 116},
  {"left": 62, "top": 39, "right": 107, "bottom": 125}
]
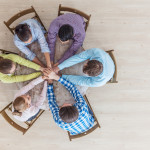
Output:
[{"left": 40, "top": 64, "right": 60, "bottom": 83}]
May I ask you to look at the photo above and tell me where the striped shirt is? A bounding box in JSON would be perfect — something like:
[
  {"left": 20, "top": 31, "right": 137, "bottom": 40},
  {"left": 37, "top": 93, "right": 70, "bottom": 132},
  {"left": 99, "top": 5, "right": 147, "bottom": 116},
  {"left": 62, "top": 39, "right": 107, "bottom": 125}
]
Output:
[
  {"left": 47, "top": 77, "right": 94, "bottom": 135},
  {"left": 14, "top": 19, "right": 50, "bottom": 60}
]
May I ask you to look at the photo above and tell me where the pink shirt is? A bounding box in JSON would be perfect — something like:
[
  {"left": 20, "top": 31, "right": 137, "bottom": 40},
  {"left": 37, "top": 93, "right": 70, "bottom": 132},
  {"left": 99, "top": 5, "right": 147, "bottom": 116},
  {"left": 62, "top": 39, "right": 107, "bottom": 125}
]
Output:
[{"left": 12, "top": 76, "right": 47, "bottom": 122}]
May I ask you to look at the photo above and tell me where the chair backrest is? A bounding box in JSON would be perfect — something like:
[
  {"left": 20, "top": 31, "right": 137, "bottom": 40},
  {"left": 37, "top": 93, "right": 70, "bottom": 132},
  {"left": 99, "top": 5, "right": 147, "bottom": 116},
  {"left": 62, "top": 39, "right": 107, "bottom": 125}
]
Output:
[
  {"left": 67, "top": 95, "right": 100, "bottom": 141},
  {"left": 0, "top": 49, "right": 18, "bottom": 55},
  {"left": 0, "top": 102, "right": 44, "bottom": 135},
  {"left": 106, "top": 50, "right": 118, "bottom": 83},
  {"left": 58, "top": 4, "right": 91, "bottom": 31},
  {"left": 4, "top": 6, "right": 47, "bottom": 35}
]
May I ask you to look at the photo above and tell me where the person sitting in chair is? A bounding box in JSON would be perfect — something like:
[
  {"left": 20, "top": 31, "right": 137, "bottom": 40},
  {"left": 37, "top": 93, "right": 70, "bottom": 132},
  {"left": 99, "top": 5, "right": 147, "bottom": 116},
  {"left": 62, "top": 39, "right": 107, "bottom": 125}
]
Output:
[
  {"left": 0, "top": 53, "right": 45, "bottom": 83},
  {"left": 47, "top": 13, "right": 86, "bottom": 66},
  {"left": 53, "top": 48, "right": 115, "bottom": 87},
  {"left": 12, "top": 76, "right": 47, "bottom": 122},
  {"left": 14, "top": 19, "right": 51, "bottom": 68},
  {"left": 45, "top": 69, "right": 94, "bottom": 135}
]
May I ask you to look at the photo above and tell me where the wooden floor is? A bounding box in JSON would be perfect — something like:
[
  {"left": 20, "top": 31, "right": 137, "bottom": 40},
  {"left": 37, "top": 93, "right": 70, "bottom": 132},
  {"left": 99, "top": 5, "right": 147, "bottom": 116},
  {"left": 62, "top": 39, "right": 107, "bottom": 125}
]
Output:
[{"left": 0, "top": 0, "right": 150, "bottom": 150}]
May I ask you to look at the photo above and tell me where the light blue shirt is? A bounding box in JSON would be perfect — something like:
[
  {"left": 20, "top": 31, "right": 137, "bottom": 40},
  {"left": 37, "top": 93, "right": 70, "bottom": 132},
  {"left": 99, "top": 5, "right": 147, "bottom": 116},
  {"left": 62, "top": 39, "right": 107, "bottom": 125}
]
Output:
[
  {"left": 14, "top": 19, "right": 50, "bottom": 60},
  {"left": 58, "top": 48, "right": 115, "bottom": 87}
]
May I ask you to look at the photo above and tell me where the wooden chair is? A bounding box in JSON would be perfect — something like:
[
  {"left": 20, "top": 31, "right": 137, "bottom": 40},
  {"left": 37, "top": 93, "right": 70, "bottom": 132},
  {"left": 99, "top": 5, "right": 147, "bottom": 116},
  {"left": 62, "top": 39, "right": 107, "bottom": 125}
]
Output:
[
  {"left": 4, "top": 6, "right": 47, "bottom": 35},
  {"left": 67, "top": 95, "right": 100, "bottom": 141},
  {"left": 0, "top": 102, "right": 45, "bottom": 135},
  {"left": 106, "top": 50, "right": 118, "bottom": 83},
  {"left": 0, "top": 49, "right": 18, "bottom": 55},
  {"left": 58, "top": 4, "right": 91, "bottom": 31}
]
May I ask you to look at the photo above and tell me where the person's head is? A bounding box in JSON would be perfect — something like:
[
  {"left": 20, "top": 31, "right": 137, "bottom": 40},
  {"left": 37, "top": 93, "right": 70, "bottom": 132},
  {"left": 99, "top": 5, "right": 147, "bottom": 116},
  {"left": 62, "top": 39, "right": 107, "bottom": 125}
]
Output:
[
  {"left": 12, "top": 95, "right": 31, "bottom": 116},
  {"left": 59, "top": 103, "right": 79, "bottom": 123},
  {"left": 83, "top": 60, "right": 103, "bottom": 76},
  {"left": 0, "top": 57, "right": 16, "bottom": 74},
  {"left": 58, "top": 24, "right": 74, "bottom": 44},
  {"left": 15, "top": 24, "right": 32, "bottom": 43}
]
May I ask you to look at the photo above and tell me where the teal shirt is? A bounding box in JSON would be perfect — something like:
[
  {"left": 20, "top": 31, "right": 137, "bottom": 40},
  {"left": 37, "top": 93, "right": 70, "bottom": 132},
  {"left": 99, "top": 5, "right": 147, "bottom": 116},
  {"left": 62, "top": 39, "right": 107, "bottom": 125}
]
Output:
[{"left": 58, "top": 48, "right": 115, "bottom": 87}]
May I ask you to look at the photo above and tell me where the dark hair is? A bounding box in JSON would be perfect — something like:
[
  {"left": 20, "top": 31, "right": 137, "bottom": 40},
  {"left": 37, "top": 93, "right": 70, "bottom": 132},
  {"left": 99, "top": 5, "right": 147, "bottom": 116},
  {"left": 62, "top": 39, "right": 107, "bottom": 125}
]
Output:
[
  {"left": 59, "top": 106, "right": 79, "bottom": 123},
  {"left": 12, "top": 96, "right": 27, "bottom": 116},
  {"left": 15, "top": 24, "right": 31, "bottom": 42},
  {"left": 58, "top": 24, "right": 74, "bottom": 42},
  {"left": 0, "top": 57, "right": 13, "bottom": 74},
  {"left": 83, "top": 60, "right": 103, "bottom": 76}
]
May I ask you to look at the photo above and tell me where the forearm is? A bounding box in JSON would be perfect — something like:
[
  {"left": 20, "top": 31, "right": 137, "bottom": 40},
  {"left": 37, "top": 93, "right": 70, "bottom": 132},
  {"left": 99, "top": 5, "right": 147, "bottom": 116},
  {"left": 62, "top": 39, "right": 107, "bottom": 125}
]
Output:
[
  {"left": 35, "top": 81, "right": 47, "bottom": 107},
  {"left": 44, "top": 52, "right": 51, "bottom": 68},
  {"left": 58, "top": 77, "right": 84, "bottom": 103},
  {"left": 47, "top": 85, "right": 59, "bottom": 109},
  {"left": 33, "top": 57, "right": 45, "bottom": 67},
  {"left": 62, "top": 75, "right": 104, "bottom": 87},
  {"left": 58, "top": 48, "right": 76, "bottom": 65},
  {"left": 1, "top": 72, "right": 41, "bottom": 83},
  {"left": 58, "top": 50, "right": 87, "bottom": 70}
]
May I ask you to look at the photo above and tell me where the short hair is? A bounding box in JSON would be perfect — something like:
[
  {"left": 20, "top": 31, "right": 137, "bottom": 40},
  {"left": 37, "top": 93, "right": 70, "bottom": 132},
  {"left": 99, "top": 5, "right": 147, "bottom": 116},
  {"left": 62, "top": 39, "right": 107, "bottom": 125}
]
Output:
[
  {"left": 0, "top": 57, "right": 13, "bottom": 74},
  {"left": 58, "top": 24, "right": 74, "bottom": 42},
  {"left": 59, "top": 106, "right": 79, "bottom": 123},
  {"left": 15, "top": 24, "right": 31, "bottom": 42},
  {"left": 12, "top": 96, "right": 27, "bottom": 116},
  {"left": 83, "top": 60, "right": 103, "bottom": 76}
]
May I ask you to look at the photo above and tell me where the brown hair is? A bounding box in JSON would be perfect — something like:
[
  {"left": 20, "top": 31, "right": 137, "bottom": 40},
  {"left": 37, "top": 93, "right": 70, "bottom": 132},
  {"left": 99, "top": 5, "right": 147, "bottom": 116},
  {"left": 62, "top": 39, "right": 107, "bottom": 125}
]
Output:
[
  {"left": 59, "top": 106, "right": 79, "bottom": 123},
  {"left": 15, "top": 24, "right": 31, "bottom": 42},
  {"left": 0, "top": 56, "right": 13, "bottom": 74},
  {"left": 12, "top": 97, "right": 28, "bottom": 116},
  {"left": 83, "top": 60, "right": 103, "bottom": 76}
]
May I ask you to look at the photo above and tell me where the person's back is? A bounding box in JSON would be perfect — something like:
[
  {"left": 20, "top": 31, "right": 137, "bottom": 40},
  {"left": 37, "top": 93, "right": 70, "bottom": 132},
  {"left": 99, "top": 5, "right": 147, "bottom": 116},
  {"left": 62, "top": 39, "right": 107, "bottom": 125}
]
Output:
[
  {"left": 46, "top": 71, "right": 94, "bottom": 135},
  {"left": 55, "top": 102, "right": 94, "bottom": 135},
  {"left": 14, "top": 19, "right": 51, "bottom": 67},
  {"left": 55, "top": 48, "right": 115, "bottom": 87},
  {"left": 48, "top": 13, "right": 86, "bottom": 64}
]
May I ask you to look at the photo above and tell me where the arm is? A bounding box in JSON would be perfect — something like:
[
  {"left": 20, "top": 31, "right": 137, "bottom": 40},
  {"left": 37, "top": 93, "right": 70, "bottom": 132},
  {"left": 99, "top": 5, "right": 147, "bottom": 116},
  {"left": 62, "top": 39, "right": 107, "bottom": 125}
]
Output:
[
  {"left": 62, "top": 74, "right": 107, "bottom": 87},
  {"left": 47, "top": 84, "right": 59, "bottom": 122},
  {"left": 14, "top": 76, "right": 44, "bottom": 98},
  {"left": 58, "top": 49, "right": 94, "bottom": 70},
  {"left": 33, "top": 81, "right": 47, "bottom": 108},
  {"left": 14, "top": 39, "right": 36, "bottom": 61},
  {"left": 47, "top": 21, "right": 59, "bottom": 63},
  {"left": 36, "top": 27, "right": 51, "bottom": 67},
  {"left": 7, "top": 54, "right": 41, "bottom": 71},
  {"left": 14, "top": 37, "right": 45, "bottom": 67},
  {"left": 57, "top": 33, "right": 85, "bottom": 64},
  {"left": 44, "top": 52, "right": 51, "bottom": 68},
  {"left": 58, "top": 77, "right": 85, "bottom": 105},
  {"left": 1, "top": 72, "right": 41, "bottom": 84}
]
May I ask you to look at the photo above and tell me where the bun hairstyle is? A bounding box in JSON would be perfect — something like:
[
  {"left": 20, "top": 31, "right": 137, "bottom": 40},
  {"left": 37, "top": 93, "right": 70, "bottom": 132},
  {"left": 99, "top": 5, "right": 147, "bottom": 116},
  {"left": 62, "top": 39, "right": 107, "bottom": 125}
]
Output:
[
  {"left": 0, "top": 57, "right": 13, "bottom": 74},
  {"left": 15, "top": 23, "right": 31, "bottom": 42},
  {"left": 12, "top": 96, "right": 28, "bottom": 117}
]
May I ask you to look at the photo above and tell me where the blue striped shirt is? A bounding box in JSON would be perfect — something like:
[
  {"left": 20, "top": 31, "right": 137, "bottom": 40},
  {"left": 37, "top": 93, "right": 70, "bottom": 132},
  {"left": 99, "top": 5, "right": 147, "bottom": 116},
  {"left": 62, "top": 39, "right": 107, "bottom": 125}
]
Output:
[
  {"left": 47, "top": 77, "right": 94, "bottom": 135},
  {"left": 14, "top": 19, "right": 50, "bottom": 60}
]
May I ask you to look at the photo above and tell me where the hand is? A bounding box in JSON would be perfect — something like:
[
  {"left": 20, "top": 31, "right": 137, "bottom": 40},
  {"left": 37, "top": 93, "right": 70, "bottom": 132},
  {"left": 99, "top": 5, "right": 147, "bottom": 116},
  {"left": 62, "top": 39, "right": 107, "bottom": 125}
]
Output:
[
  {"left": 43, "top": 68, "right": 52, "bottom": 77},
  {"left": 40, "top": 67, "right": 46, "bottom": 72},
  {"left": 53, "top": 66, "right": 60, "bottom": 74},
  {"left": 40, "top": 67, "right": 52, "bottom": 73},
  {"left": 42, "top": 75, "right": 49, "bottom": 80}
]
